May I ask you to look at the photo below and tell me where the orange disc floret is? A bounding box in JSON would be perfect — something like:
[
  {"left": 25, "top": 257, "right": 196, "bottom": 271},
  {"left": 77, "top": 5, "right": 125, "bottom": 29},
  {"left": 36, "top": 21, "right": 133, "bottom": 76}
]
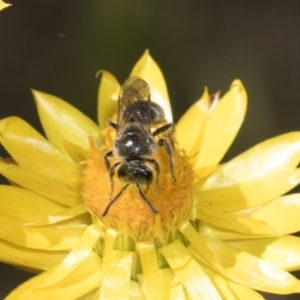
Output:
[{"left": 82, "top": 132, "right": 194, "bottom": 241}]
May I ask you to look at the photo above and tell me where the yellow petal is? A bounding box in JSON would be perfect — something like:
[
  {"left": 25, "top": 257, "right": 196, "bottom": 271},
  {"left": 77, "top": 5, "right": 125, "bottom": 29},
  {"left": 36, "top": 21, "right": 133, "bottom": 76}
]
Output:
[
  {"left": 0, "top": 0, "right": 11, "bottom": 11},
  {"left": 180, "top": 221, "right": 300, "bottom": 294},
  {"left": 190, "top": 205, "right": 278, "bottom": 235},
  {"left": 160, "top": 239, "right": 222, "bottom": 300},
  {"left": 202, "top": 132, "right": 300, "bottom": 190},
  {"left": 130, "top": 50, "right": 173, "bottom": 122},
  {"left": 0, "top": 117, "right": 80, "bottom": 187},
  {"left": 158, "top": 268, "right": 187, "bottom": 300},
  {"left": 138, "top": 268, "right": 187, "bottom": 300},
  {"left": 0, "top": 185, "right": 65, "bottom": 221},
  {"left": 129, "top": 281, "right": 143, "bottom": 300},
  {"left": 6, "top": 252, "right": 102, "bottom": 300},
  {"left": 6, "top": 225, "right": 102, "bottom": 299},
  {"left": 168, "top": 280, "right": 187, "bottom": 300},
  {"left": 100, "top": 250, "right": 133, "bottom": 299},
  {"left": 100, "top": 228, "right": 118, "bottom": 281},
  {"left": 200, "top": 263, "right": 265, "bottom": 300},
  {"left": 197, "top": 222, "right": 273, "bottom": 241},
  {"left": 176, "top": 88, "right": 209, "bottom": 156},
  {"left": 24, "top": 204, "right": 88, "bottom": 227},
  {"left": 77, "top": 289, "right": 98, "bottom": 300},
  {"left": 238, "top": 193, "right": 300, "bottom": 234},
  {"left": 193, "top": 80, "right": 247, "bottom": 170},
  {"left": 33, "top": 89, "right": 100, "bottom": 154},
  {"left": 0, "top": 214, "right": 85, "bottom": 250},
  {"left": 229, "top": 235, "right": 300, "bottom": 272},
  {"left": 137, "top": 241, "right": 163, "bottom": 299},
  {"left": 178, "top": 220, "right": 234, "bottom": 269},
  {"left": 0, "top": 239, "right": 67, "bottom": 271},
  {"left": 33, "top": 224, "right": 101, "bottom": 287},
  {"left": 0, "top": 161, "right": 80, "bottom": 206},
  {"left": 1, "top": 213, "right": 86, "bottom": 250},
  {"left": 195, "top": 168, "right": 300, "bottom": 212},
  {"left": 97, "top": 281, "right": 143, "bottom": 300},
  {"left": 97, "top": 71, "right": 119, "bottom": 140},
  {"left": 60, "top": 137, "right": 88, "bottom": 163},
  {"left": 189, "top": 242, "right": 300, "bottom": 294}
]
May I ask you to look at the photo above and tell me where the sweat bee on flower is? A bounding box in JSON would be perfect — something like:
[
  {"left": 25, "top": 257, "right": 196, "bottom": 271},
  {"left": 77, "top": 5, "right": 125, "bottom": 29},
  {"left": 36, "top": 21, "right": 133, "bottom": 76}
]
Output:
[{"left": 103, "top": 76, "right": 176, "bottom": 216}]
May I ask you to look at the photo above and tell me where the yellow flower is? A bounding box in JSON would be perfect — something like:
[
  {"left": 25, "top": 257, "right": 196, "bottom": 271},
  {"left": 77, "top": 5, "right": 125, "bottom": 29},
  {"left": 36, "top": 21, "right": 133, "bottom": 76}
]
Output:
[{"left": 1, "top": 50, "right": 300, "bottom": 299}]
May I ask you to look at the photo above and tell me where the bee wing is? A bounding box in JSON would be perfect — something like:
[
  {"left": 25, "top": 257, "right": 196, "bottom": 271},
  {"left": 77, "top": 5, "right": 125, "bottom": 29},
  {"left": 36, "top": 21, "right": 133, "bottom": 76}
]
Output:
[{"left": 117, "top": 76, "right": 152, "bottom": 132}]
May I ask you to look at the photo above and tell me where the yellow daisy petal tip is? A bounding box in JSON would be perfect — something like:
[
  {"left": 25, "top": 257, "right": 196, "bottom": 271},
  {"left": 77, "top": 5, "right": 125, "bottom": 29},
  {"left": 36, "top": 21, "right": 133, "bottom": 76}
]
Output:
[
  {"left": 0, "top": 0, "right": 11, "bottom": 11},
  {"left": 95, "top": 69, "right": 118, "bottom": 86},
  {"left": 96, "top": 70, "right": 120, "bottom": 140},
  {"left": 131, "top": 50, "right": 165, "bottom": 86},
  {"left": 96, "top": 70, "right": 120, "bottom": 100},
  {"left": 196, "top": 86, "right": 212, "bottom": 112},
  {"left": 31, "top": 89, "right": 49, "bottom": 106},
  {"left": 230, "top": 79, "right": 245, "bottom": 93},
  {"left": 0, "top": 116, "right": 24, "bottom": 135},
  {"left": 31, "top": 88, "right": 70, "bottom": 111},
  {"left": 200, "top": 86, "right": 209, "bottom": 100},
  {"left": 31, "top": 88, "right": 100, "bottom": 154},
  {"left": 0, "top": 116, "right": 8, "bottom": 132},
  {"left": 131, "top": 49, "right": 151, "bottom": 74}
]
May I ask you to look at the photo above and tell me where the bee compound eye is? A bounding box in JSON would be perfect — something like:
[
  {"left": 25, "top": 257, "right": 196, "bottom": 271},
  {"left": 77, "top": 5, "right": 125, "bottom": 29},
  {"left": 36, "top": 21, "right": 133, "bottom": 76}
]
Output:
[{"left": 149, "top": 102, "right": 164, "bottom": 122}]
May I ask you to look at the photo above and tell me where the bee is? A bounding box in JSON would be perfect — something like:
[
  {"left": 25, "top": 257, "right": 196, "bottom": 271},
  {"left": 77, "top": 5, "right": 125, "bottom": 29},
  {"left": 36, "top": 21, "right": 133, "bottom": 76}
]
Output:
[{"left": 102, "top": 76, "right": 176, "bottom": 216}]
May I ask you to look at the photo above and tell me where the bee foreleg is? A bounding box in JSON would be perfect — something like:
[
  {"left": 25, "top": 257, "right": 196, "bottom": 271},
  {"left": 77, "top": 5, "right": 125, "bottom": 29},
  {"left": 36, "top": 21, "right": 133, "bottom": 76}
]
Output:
[
  {"left": 109, "top": 162, "right": 122, "bottom": 197},
  {"left": 153, "top": 122, "right": 176, "bottom": 150},
  {"left": 136, "top": 184, "right": 159, "bottom": 214},
  {"left": 104, "top": 151, "right": 113, "bottom": 170},
  {"left": 158, "top": 138, "right": 176, "bottom": 182},
  {"left": 153, "top": 122, "right": 175, "bottom": 137},
  {"left": 107, "top": 119, "right": 118, "bottom": 130},
  {"left": 102, "top": 183, "right": 129, "bottom": 217}
]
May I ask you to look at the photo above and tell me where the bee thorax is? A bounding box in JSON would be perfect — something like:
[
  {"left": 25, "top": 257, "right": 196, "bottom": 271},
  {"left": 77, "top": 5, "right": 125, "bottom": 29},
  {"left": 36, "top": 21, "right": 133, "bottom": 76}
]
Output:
[{"left": 115, "top": 128, "right": 154, "bottom": 157}]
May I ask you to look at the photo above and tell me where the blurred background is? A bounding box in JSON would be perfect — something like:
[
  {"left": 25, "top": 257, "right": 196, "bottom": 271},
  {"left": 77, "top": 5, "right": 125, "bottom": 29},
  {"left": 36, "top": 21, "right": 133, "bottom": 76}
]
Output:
[{"left": 0, "top": 0, "right": 300, "bottom": 299}]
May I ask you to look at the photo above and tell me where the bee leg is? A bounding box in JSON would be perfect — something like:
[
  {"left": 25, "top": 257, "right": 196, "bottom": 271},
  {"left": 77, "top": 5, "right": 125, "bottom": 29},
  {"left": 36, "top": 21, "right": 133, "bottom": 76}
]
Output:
[
  {"left": 136, "top": 184, "right": 159, "bottom": 214},
  {"left": 102, "top": 183, "right": 129, "bottom": 217},
  {"left": 104, "top": 151, "right": 114, "bottom": 196},
  {"left": 158, "top": 138, "right": 177, "bottom": 182},
  {"left": 153, "top": 123, "right": 175, "bottom": 149},
  {"left": 146, "top": 158, "right": 164, "bottom": 189},
  {"left": 107, "top": 119, "right": 118, "bottom": 130},
  {"left": 169, "top": 138, "right": 175, "bottom": 151},
  {"left": 152, "top": 122, "right": 175, "bottom": 137},
  {"left": 104, "top": 151, "right": 113, "bottom": 170},
  {"left": 108, "top": 162, "right": 121, "bottom": 198},
  {"left": 153, "top": 122, "right": 176, "bottom": 150}
]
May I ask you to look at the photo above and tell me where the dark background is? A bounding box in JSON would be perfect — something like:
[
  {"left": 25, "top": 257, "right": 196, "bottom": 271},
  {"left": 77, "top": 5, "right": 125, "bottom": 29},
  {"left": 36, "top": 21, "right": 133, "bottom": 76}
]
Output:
[{"left": 0, "top": 1, "right": 300, "bottom": 299}]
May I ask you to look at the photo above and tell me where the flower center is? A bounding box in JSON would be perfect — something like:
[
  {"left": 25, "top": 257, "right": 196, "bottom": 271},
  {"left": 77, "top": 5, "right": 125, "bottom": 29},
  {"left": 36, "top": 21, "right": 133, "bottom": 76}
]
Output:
[{"left": 82, "top": 129, "right": 194, "bottom": 242}]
